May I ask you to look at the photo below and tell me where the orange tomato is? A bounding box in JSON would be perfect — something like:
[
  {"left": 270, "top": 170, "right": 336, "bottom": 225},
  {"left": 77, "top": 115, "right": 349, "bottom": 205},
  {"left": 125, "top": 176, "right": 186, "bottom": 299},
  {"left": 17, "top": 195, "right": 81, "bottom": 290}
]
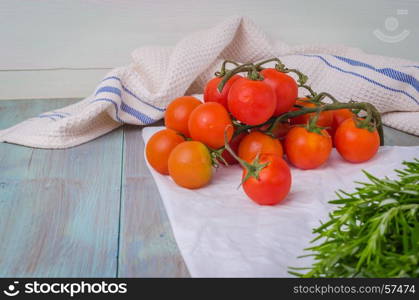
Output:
[
  {"left": 334, "top": 118, "right": 380, "bottom": 163},
  {"left": 290, "top": 98, "right": 333, "bottom": 128},
  {"left": 188, "top": 102, "right": 233, "bottom": 149},
  {"left": 145, "top": 129, "right": 185, "bottom": 175},
  {"left": 285, "top": 127, "right": 332, "bottom": 170},
  {"left": 168, "top": 141, "right": 213, "bottom": 189},
  {"left": 238, "top": 131, "right": 283, "bottom": 162},
  {"left": 165, "top": 96, "right": 201, "bottom": 137}
]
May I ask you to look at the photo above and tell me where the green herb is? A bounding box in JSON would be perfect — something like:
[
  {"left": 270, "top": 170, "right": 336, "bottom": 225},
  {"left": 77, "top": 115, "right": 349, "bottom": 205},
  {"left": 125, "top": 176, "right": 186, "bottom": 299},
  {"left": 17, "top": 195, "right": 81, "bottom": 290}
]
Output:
[{"left": 290, "top": 159, "right": 419, "bottom": 278}]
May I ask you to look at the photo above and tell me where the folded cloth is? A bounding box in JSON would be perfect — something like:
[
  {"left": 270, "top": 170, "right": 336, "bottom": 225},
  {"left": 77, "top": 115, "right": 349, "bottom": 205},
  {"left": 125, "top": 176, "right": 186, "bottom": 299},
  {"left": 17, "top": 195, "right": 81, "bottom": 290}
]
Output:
[
  {"left": 142, "top": 126, "right": 419, "bottom": 277},
  {"left": 1, "top": 16, "right": 418, "bottom": 148}
]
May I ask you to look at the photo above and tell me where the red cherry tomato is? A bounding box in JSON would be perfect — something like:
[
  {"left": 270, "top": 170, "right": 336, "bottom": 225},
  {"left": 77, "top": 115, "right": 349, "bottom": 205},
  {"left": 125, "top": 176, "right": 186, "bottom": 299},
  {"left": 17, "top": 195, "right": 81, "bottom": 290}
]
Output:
[
  {"left": 260, "top": 68, "right": 298, "bottom": 116},
  {"left": 188, "top": 102, "right": 234, "bottom": 149},
  {"left": 204, "top": 75, "right": 242, "bottom": 109},
  {"left": 146, "top": 129, "right": 185, "bottom": 175},
  {"left": 290, "top": 98, "right": 333, "bottom": 128},
  {"left": 285, "top": 127, "right": 332, "bottom": 170},
  {"left": 242, "top": 154, "right": 291, "bottom": 206},
  {"left": 334, "top": 118, "right": 380, "bottom": 163},
  {"left": 330, "top": 109, "right": 354, "bottom": 137},
  {"left": 220, "top": 132, "right": 247, "bottom": 165},
  {"left": 227, "top": 78, "right": 276, "bottom": 125},
  {"left": 238, "top": 131, "right": 283, "bottom": 162},
  {"left": 165, "top": 96, "right": 201, "bottom": 137}
]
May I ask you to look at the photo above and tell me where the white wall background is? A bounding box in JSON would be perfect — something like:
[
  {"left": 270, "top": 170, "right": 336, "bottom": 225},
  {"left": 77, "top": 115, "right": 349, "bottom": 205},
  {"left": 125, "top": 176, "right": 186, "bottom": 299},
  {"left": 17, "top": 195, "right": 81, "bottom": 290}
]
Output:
[{"left": 1, "top": 0, "right": 418, "bottom": 99}]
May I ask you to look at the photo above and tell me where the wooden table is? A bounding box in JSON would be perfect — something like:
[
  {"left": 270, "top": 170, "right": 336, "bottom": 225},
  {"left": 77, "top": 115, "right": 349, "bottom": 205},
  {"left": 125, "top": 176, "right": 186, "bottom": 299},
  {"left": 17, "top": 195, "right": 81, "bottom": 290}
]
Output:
[{"left": 0, "top": 98, "right": 418, "bottom": 277}]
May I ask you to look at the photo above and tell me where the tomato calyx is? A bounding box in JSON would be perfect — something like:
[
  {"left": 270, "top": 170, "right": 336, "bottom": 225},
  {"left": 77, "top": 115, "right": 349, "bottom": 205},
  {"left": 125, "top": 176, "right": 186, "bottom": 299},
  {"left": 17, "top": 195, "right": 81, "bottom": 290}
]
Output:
[
  {"left": 206, "top": 146, "right": 228, "bottom": 168},
  {"left": 354, "top": 117, "right": 377, "bottom": 133},
  {"left": 304, "top": 109, "right": 329, "bottom": 135},
  {"left": 242, "top": 154, "right": 270, "bottom": 183}
]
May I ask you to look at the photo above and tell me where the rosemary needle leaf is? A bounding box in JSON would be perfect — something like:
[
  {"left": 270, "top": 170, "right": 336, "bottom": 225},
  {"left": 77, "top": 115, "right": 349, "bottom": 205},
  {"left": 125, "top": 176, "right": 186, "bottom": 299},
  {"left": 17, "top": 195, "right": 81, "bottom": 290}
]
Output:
[{"left": 290, "top": 159, "right": 419, "bottom": 278}]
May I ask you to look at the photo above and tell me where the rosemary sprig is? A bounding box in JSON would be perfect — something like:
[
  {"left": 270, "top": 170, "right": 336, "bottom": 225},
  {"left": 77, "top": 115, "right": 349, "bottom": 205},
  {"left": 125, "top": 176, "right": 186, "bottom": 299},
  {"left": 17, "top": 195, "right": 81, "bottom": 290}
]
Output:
[{"left": 290, "top": 159, "right": 419, "bottom": 278}]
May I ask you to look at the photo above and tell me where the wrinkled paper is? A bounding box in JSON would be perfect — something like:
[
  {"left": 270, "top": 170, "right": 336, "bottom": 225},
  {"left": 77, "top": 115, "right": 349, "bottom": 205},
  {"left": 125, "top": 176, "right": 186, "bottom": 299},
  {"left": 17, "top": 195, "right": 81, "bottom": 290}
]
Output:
[{"left": 143, "top": 126, "right": 419, "bottom": 277}]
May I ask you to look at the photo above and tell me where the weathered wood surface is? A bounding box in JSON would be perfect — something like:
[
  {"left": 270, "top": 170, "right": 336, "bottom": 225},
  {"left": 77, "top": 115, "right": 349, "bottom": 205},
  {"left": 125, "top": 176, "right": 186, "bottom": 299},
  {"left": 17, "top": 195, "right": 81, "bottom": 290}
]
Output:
[
  {"left": 118, "top": 125, "right": 189, "bottom": 277},
  {"left": 0, "top": 99, "right": 123, "bottom": 277},
  {"left": 0, "top": 98, "right": 418, "bottom": 277}
]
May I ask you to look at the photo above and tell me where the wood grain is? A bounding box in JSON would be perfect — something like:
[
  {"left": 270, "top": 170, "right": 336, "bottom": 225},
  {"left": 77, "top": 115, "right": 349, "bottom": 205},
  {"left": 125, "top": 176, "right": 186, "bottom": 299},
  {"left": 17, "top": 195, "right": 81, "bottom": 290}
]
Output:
[
  {"left": 118, "top": 125, "right": 189, "bottom": 277},
  {"left": 0, "top": 99, "right": 123, "bottom": 277}
]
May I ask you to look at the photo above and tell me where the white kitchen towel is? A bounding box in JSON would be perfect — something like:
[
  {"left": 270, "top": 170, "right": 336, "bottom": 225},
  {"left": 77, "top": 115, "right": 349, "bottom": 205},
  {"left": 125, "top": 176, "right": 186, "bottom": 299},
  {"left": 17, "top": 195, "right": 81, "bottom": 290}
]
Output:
[
  {"left": 1, "top": 16, "right": 418, "bottom": 148},
  {"left": 142, "top": 126, "right": 419, "bottom": 277}
]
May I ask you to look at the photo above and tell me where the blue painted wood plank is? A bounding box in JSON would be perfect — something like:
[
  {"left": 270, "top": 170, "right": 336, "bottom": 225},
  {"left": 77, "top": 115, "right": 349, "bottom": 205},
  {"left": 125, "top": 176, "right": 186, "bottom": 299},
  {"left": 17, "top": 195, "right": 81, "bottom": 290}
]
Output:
[
  {"left": 0, "top": 99, "right": 123, "bottom": 277},
  {"left": 118, "top": 125, "right": 189, "bottom": 277}
]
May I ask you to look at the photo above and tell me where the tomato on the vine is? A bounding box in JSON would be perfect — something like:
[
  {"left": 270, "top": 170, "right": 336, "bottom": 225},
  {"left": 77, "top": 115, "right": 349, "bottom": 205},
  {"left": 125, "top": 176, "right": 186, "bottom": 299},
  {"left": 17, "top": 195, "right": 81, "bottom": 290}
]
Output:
[
  {"left": 285, "top": 126, "right": 332, "bottom": 170},
  {"left": 168, "top": 141, "right": 213, "bottom": 189},
  {"left": 221, "top": 132, "right": 247, "bottom": 165},
  {"left": 146, "top": 129, "right": 185, "bottom": 175},
  {"left": 165, "top": 96, "right": 201, "bottom": 137},
  {"left": 242, "top": 154, "right": 291, "bottom": 206},
  {"left": 260, "top": 68, "right": 298, "bottom": 116},
  {"left": 257, "top": 120, "right": 291, "bottom": 147},
  {"left": 227, "top": 78, "right": 276, "bottom": 125},
  {"left": 204, "top": 74, "right": 242, "bottom": 109},
  {"left": 330, "top": 109, "right": 354, "bottom": 137},
  {"left": 290, "top": 98, "right": 333, "bottom": 128},
  {"left": 238, "top": 131, "right": 283, "bottom": 162},
  {"left": 334, "top": 118, "right": 380, "bottom": 163},
  {"left": 188, "top": 102, "right": 233, "bottom": 149}
]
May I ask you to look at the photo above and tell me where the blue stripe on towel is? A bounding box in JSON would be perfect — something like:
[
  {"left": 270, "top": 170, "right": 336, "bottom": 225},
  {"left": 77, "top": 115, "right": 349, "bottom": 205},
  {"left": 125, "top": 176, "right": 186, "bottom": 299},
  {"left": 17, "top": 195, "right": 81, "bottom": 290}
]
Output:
[
  {"left": 302, "top": 54, "right": 419, "bottom": 105},
  {"left": 121, "top": 85, "right": 166, "bottom": 112},
  {"left": 333, "top": 55, "right": 419, "bottom": 92},
  {"left": 91, "top": 98, "right": 156, "bottom": 124},
  {"left": 120, "top": 102, "right": 156, "bottom": 124},
  {"left": 101, "top": 76, "right": 166, "bottom": 112},
  {"left": 91, "top": 98, "right": 123, "bottom": 123},
  {"left": 39, "top": 115, "right": 57, "bottom": 121},
  {"left": 39, "top": 113, "right": 66, "bottom": 119},
  {"left": 95, "top": 86, "right": 122, "bottom": 97},
  {"left": 102, "top": 76, "right": 122, "bottom": 83}
]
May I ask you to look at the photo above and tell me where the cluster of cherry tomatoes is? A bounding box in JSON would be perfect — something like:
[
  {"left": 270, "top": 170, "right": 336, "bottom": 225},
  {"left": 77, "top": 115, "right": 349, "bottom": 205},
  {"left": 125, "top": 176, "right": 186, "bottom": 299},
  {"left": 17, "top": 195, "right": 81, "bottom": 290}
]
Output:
[{"left": 146, "top": 59, "right": 381, "bottom": 206}]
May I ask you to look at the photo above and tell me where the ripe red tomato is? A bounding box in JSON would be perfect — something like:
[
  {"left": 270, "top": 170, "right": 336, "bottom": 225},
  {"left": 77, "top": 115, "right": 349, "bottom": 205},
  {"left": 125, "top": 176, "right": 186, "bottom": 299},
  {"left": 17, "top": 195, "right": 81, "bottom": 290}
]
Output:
[
  {"left": 220, "top": 132, "right": 247, "bottom": 165},
  {"left": 204, "top": 75, "right": 242, "bottom": 109},
  {"left": 188, "top": 102, "right": 234, "bottom": 149},
  {"left": 242, "top": 154, "right": 291, "bottom": 205},
  {"left": 290, "top": 99, "right": 333, "bottom": 128},
  {"left": 334, "top": 118, "right": 380, "bottom": 163},
  {"left": 168, "top": 141, "right": 213, "bottom": 189},
  {"left": 146, "top": 129, "right": 185, "bottom": 175},
  {"left": 260, "top": 68, "right": 298, "bottom": 116},
  {"left": 238, "top": 131, "right": 283, "bottom": 162},
  {"left": 330, "top": 109, "right": 354, "bottom": 137},
  {"left": 227, "top": 78, "right": 276, "bottom": 125},
  {"left": 165, "top": 96, "right": 201, "bottom": 137},
  {"left": 285, "top": 127, "right": 332, "bottom": 170}
]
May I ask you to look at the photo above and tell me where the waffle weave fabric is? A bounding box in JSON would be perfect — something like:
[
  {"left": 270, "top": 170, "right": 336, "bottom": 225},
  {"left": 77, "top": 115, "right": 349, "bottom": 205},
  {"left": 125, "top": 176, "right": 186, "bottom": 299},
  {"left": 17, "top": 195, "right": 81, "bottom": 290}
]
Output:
[{"left": 1, "top": 16, "right": 418, "bottom": 148}]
